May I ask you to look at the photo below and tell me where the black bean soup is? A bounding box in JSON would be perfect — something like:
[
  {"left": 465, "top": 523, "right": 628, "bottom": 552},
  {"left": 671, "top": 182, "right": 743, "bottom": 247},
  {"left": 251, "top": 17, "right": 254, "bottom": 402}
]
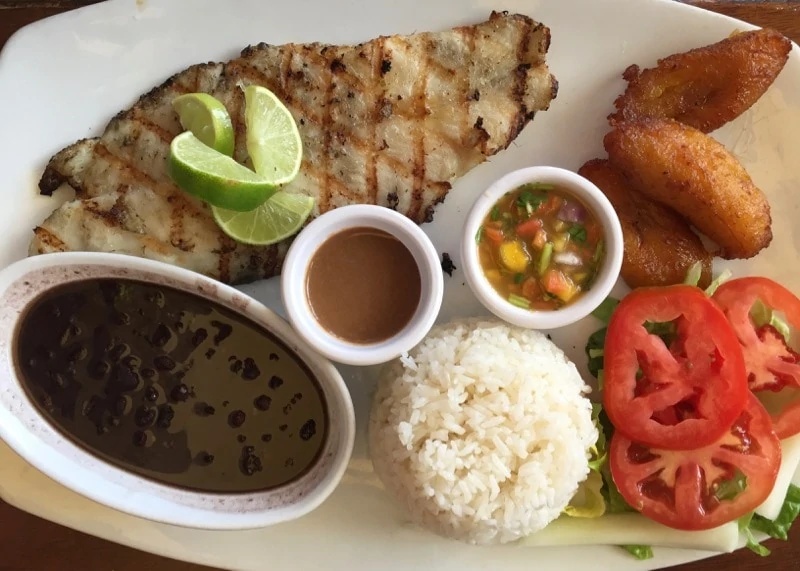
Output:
[{"left": 15, "top": 279, "right": 328, "bottom": 493}]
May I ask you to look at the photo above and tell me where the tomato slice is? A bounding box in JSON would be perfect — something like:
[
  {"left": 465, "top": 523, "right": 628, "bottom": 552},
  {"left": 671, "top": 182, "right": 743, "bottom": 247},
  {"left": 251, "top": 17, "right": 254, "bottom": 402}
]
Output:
[
  {"left": 610, "top": 393, "right": 781, "bottom": 531},
  {"left": 713, "top": 277, "right": 800, "bottom": 438},
  {"left": 604, "top": 285, "right": 748, "bottom": 449}
]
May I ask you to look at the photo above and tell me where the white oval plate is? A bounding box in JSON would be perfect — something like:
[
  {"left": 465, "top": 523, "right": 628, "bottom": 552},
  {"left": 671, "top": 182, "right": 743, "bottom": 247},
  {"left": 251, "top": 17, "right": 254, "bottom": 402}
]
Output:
[{"left": 1, "top": 0, "right": 799, "bottom": 569}]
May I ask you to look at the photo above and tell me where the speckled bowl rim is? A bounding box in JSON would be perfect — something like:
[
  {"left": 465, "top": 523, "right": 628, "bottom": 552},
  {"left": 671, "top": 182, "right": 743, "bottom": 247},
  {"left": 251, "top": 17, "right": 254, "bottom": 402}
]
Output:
[{"left": 0, "top": 252, "right": 356, "bottom": 530}]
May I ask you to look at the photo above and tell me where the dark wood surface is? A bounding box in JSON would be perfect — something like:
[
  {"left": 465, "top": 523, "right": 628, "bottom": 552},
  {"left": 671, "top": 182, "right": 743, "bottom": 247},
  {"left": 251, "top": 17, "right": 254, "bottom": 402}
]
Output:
[{"left": 1, "top": 1, "right": 799, "bottom": 570}]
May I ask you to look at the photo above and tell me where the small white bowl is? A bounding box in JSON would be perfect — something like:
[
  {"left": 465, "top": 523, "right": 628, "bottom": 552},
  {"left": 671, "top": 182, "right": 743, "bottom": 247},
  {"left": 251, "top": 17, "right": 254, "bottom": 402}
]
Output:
[
  {"left": 281, "top": 205, "right": 443, "bottom": 366},
  {"left": 462, "top": 166, "right": 623, "bottom": 330},
  {"left": 0, "top": 252, "right": 355, "bottom": 530}
]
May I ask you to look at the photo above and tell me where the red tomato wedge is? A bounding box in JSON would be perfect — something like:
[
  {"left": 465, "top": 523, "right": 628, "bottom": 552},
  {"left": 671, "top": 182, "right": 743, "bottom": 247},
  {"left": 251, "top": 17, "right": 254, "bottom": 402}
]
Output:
[
  {"left": 713, "top": 277, "right": 800, "bottom": 438},
  {"left": 609, "top": 393, "right": 781, "bottom": 531},
  {"left": 603, "top": 285, "right": 748, "bottom": 449}
]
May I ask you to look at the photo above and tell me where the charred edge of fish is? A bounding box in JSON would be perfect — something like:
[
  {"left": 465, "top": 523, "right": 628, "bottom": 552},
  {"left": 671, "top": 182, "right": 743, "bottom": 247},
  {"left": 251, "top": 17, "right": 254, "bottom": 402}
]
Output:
[
  {"left": 471, "top": 90, "right": 480, "bottom": 101},
  {"left": 472, "top": 117, "right": 490, "bottom": 150},
  {"left": 39, "top": 166, "right": 65, "bottom": 196},
  {"left": 423, "top": 189, "right": 450, "bottom": 224},
  {"left": 134, "top": 64, "right": 214, "bottom": 110},
  {"left": 32, "top": 227, "right": 67, "bottom": 253},
  {"left": 330, "top": 59, "right": 346, "bottom": 73},
  {"left": 550, "top": 76, "right": 560, "bottom": 102},
  {"left": 386, "top": 192, "right": 399, "bottom": 210},
  {"left": 380, "top": 59, "right": 392, "bottom": 75},
  {"left": 262, "top": 243, "right": 280, "bottom": 278}
]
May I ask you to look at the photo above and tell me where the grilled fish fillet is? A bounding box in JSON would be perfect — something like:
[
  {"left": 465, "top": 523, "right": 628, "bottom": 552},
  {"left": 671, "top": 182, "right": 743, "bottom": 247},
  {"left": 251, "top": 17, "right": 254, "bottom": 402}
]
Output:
[{"left": 31, "top": 11, "right": 558, "bottom": 284}]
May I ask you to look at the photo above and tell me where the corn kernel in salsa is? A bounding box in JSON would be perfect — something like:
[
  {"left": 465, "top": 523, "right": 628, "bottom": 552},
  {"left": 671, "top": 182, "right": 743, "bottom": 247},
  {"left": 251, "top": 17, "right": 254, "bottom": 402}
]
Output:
[{"left": 476, "top": 182, "right": 605, "bottom": 310}]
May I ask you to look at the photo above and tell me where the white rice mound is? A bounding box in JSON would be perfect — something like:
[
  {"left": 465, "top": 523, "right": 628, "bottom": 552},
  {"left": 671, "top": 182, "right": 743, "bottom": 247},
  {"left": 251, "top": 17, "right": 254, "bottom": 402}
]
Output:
[{"left": 368, "top": 318, "right": 597, "bottom": 545}]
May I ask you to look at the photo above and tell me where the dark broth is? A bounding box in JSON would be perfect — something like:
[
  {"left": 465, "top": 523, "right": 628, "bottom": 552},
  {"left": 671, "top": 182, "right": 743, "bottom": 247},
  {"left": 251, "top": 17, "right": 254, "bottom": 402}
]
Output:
[
  {"left": 306, "top": 227, "right": 422, "bottom": 344},
  {"left": 15, "top": 279, "right": 328, "bottom": 494}
]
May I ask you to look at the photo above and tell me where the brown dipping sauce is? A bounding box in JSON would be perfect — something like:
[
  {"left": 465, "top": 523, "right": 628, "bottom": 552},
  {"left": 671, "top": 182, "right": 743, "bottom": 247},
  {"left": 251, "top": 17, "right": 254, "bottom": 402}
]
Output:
[
  {"left": 306, "top": 227, "right": 422, "bottom": 344},
  {"left": 15, "top": 279, "right": 328, "bottom": 494}
]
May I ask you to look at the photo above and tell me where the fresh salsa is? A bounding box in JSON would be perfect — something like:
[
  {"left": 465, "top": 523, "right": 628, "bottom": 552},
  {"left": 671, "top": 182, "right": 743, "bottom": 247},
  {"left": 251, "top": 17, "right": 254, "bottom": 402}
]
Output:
[{"left": 476, "top": 182, "right": 605, "bottom": 310}]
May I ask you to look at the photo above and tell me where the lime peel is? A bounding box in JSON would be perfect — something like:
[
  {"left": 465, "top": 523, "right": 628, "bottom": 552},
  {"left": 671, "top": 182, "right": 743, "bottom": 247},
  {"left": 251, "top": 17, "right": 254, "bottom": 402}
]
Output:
[
  {"left": 167, "top": 131, "right": 277, "bottom": 212},
  {"left": 212, "top": 191, "right": 315, "bottom": 246},
  {"left": 172, "top": 93, "right": 235, "bottom": 156}
]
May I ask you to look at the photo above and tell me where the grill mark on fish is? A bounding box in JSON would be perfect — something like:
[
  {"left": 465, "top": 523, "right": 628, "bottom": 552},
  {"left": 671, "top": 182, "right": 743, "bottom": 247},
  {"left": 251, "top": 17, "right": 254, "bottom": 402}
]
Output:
[
  {"left": 92, "top": 144, "right": 174, "bottom": 198},
  {"left": 31, "top": 13, "right": 558, "bottom": 284},
  {"left": 229, "top": 74, "right": 247, "bottom": 164},
  {"left": 31, "top": 227, "right": 67, "bottom": 253},
  {"left": 461, "top": 27, "right": 476, "bottom": 148},
  {"left": 116, "top": 112, "right": 175, "bottom": 147},
  {"left": 368, "top": 38, "right": 383, "bottom": 205},
  {"left": 262, "top": 241, "right": 279, "bottom": 276},
  {"left": 191, "top": 64, "right": 201, "bottom": 92},
  {"left": 84, "top": 192, "right": 127, "bottom": 228},
  {"left": 408, "top": 40, "right": 430, "bottom": 222},
  {"left": 317, "top": 48, "right": 335, "bottom": 214},
  {"left": 510, "top": 18, "right": 534, "bottom": 145},
  {"left": 279, "top": 46, "right": 292, "bottom": 100}
]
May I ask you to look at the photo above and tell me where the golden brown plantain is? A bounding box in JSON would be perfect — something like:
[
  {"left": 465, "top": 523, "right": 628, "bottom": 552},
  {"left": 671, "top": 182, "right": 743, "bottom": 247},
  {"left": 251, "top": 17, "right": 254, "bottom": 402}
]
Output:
[
  {"left": 578, "top": 158, "right": 712, "bottom": 289},
  {"left": 603, "top": 118, "right": 772, "bottom": 260},
  {"left": 608, "top": 28, "right": 791, "bottom": 133}
]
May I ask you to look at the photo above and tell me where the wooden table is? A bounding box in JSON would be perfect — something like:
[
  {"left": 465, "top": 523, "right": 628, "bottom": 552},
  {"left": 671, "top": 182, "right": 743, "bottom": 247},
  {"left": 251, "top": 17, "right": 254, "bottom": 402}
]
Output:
[{"left": 1, "top": 1, "right": 799, "bottom": 569}]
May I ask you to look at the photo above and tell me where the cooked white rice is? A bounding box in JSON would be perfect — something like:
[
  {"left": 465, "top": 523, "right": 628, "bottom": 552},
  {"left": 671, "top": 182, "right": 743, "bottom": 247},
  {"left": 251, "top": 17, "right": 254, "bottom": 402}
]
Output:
[{"left": 368, "top": 318, "right": 597, "bottom": 545}]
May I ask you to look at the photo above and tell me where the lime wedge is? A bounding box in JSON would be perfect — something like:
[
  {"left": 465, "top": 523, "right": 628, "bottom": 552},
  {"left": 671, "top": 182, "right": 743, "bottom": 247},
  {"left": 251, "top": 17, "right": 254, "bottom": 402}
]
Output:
[
  {"left": 172, "top": 93, "right": 235, "bottom": 156},
  {"left": 243, "top": 85, "right": 302, "bottom": 184},
  {"left": 168, "top": 131, "right": 277, "bottom": 211},
  {"left": 212, "top": 191, "right": 315, "bottom": 246}
]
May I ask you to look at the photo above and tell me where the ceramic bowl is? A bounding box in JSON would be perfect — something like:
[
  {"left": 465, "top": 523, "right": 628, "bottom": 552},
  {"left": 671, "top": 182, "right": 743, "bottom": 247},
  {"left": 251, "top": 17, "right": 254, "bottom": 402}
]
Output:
[
  {"left": 0, "top": 252, "right": 355, "bottom": 530},
  {"left": 281, "top": 204, "right": 444, "bottom": 366},
  {"left": 462, "top": 166, "right": 623, "bottom": 330}
]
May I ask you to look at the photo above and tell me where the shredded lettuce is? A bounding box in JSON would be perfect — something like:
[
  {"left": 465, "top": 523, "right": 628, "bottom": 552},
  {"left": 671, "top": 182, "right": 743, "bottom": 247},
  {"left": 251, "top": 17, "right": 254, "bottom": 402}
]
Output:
[
  {"left": 585, "top": 327, "right": 607, "bottom": 379},
  {"left": 565, "top": 406, "right": 608, "bottom": 518},
  {"left": 714, "top": 469, "right": 748, "bottom": 502},
  {"left": 683, "top": 261, "right": 704, "bottom": 287},
  {"left": 751, "top": 484, "right": 800, "bottom": 541},
  {"left": 750, "top": 299, "right": 792, "bottom": 344},
  {"left": 588, "top": 404, "right": 607, "bottom": 472},
  {"left": 739, "top": 513, "right": 771, "bottom": 557},
  {"left": 620, "top": 545, "right": 654, "bottom": 560},
  {"left": 643, "top": 320, "right": 678, "bottom": 346},
  {"left": 591, "top": 296, "right": 619, "bottom": 324},
  {"left": 565, "top": 470, "right": 606, "bottom": 518},
  {"left": 704, "top": 269, "right": 733, "bottom": 296},
  {"left": 739, "top": 484, "right": 800, "bottom": 557}
]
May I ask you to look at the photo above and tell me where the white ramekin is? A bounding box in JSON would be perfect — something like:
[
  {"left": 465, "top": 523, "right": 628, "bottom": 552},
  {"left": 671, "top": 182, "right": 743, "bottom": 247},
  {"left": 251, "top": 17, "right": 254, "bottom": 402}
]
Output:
[
  {"left": 462, "top": 166, "right": 623, "bottom": 330},
  {"left": 0, "top": 252, "right": 355, "bottom": 530},
  {"left": 281, "top": 205, "right": 444, "bottom": 366}
]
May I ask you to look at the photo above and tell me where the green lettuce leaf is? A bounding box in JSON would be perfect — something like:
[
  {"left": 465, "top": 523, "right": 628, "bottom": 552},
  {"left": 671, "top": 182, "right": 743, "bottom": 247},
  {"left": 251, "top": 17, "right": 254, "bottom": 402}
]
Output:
[
  {"left": 704, "top": 269, "right": 733, "bottom": 296},
  {"left": 739, "top": 513, "right": 771, "bottom": 557},
  {"left": 591, "top": 296, "right": 619, "bottom": 324},
  {"left": 750, "top": 484, "right": 800, "bottom": 541},
  {"left": 683, "top": 261, "right": 703, "bottom": 287},
  {"left": 621, "top": 545, "right": 654, "bottom": 560},
  {"left": 586, "top": 327, "right": 607, "bottom": 379}
]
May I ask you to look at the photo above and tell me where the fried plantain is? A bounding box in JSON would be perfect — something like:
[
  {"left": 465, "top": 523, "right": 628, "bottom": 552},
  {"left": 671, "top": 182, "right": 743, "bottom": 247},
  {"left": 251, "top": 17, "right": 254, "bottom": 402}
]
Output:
[
  {"left": 608, "top": 28, "right": 791, "bottom": 133},
  {"left": 603, "top": 119, "right": 772, "bottom": 260},
  {"left": 579, "top": 158, "right": 712, "bottom": 289}
]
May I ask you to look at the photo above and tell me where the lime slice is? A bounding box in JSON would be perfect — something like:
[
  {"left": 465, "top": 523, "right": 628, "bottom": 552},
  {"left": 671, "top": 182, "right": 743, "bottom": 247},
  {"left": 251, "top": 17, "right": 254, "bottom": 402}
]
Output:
[
  {"left": 172, "top": 93, "right": 235, "bottom": 156},
  {"left": 212, "top": 191, "right": 315, "bottom": 245},
  {"left": 168, "top": 131, "right": 277, "bottom": 211},
  {"left": 243, "top": 85, "right": 302, "bottom": 184}
]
